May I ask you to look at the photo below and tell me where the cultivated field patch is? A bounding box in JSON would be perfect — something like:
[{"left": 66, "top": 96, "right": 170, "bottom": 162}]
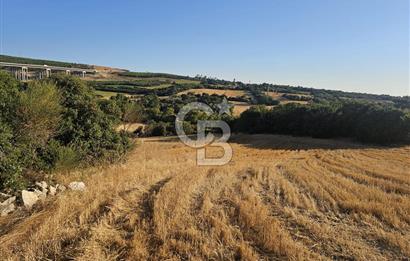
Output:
[
  {"left": 1, "top": 134, "right": 409, "bottom": 260},
  {"left": 179, "top": 88, "right": 247, "bottom": 98}
]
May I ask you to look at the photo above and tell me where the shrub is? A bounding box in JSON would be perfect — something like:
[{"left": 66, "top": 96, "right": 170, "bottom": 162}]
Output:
[
  {"left": 16, "top": 81, "right": 62, "bottom": 146},
  {"left": 145, "top": 122, "right": 169, "bottom": 136},
  {"left": 51, "top": 75, "right": 131, "bottom": 163},
  {"left": 36, "top": 140, "right": 79, "bottom": 172},
  {"left": 0, "top": 71, "right": 19, "bottom": 123},
  {"left": 0, "top": 124, "right": 24, "bottom": 190},
  {"left": 0, "top": 73, "right": 131, "bottom": 190}
]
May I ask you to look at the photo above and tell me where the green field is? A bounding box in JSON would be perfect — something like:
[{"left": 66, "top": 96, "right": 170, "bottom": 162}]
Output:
[{"left": 95, "top": 90, "right": 127, "bottom": 99}]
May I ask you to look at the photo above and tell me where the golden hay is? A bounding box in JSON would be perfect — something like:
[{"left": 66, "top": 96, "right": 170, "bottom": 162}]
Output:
[{"left": 0, "top": 134, "right": 409, "bottom": 260}]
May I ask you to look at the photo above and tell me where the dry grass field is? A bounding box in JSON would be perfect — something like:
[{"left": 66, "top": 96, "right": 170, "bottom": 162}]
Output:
[
  {"left": 264, "top": 92, "right": 311, "bottom": 105},
  {"left": 231, "top": 101, "right": 252, "bottom": 116},
  {"left": 231, "top": 102, "right": 276, "bottom": 116},
  {"left": 264, "top": 91, "right": 283, "bottom": 99},
  {"left": 95, "top": 90, "right": 133, "bottom": 99},
  {"left": 0, "top": 134, "right": 409, "bottom": 260},
  {"left": 116, "top": 123, "right": 146, "bottom": 133}
]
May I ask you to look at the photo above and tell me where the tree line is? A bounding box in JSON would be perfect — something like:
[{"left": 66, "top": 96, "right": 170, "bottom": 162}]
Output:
[
  {"left": 0, "top": 55, "right": 92, "bottom": 69},
  {"left": 234, "top": 102, "right": 410, "bottom": 144},
  {"left": 93, "top": 81, "right": 199, "bottom": 97}
]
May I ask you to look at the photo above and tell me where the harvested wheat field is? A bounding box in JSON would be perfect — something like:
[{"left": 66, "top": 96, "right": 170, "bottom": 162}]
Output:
[
  {"left": 0, "top": 134, "right": 409, "bottom": 260},
  {"left": 231, "top": 101, "right": 252, "bottom": 116}
]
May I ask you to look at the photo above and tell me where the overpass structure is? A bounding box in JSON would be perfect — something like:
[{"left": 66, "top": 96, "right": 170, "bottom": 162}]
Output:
[{"left": 0, "top": 62, "right": 96, "bottom": 80}]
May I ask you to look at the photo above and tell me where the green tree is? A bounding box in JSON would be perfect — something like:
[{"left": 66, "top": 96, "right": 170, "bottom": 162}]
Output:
[
  {"left": 16, "top": 81, "right": 62, "bottom": 146},
  {"left": 51, "top": 75, "right": 130, "bottom": 162},
  {"left": 0, "top": 71, "right": 19, "bottom": 124},
  {"left": 122, "top": 102, "right": 143, "bottom": 132}
]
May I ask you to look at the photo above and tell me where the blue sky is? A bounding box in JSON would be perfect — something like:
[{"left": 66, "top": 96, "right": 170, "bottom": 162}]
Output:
[{"left": 1, "top": 0, "right": 409, "bottom": 96}]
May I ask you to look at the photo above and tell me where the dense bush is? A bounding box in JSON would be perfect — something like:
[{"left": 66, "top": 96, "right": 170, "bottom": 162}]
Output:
[
  {"left": 0, "top": 72, "right": 130, "bottom": 191},
  {"left": 246, "top": 86, "right": 280, "bottom": 106},
  {"left": 282, "top": 93, "right": 312, "bottom": 101},
  {"left": 138, "top": 92, "right": 234, "bottom": 137},
  {"left": 234, "top": 102, "right": 410, "bottom": 144},
  {"left": 144, "top": 122, "right": 170, "bottom": 136},
  {"left": 52, "top": 75, "right": 131, "bottom": 162}
]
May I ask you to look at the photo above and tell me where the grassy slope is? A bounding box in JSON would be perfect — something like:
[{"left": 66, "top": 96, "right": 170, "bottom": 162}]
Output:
[{"left": 1, "top": 134, "right": 409, "bottom": 260}]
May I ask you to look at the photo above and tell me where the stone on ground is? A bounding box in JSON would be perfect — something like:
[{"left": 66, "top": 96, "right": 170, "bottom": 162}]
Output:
[
  {"left": 68, "top": 182, "right": 86, "bottom": 191},
  {"left": 57, "top": 184, "right": 66, "bottom": 192},
  {"left": 22, "top": 190, "right": 39, "bottom": 209},
  {"left": 35, "top": 181, "right": 48, "bottom": 194},
  {"left": 0, "top": 196, "right": 16, "bottom": 216},
  {"left": 33, "top": 189, "right": 47, "bottom": 200},
  {"left": 0, "top": 192, "right": 12, "bottom": 199},
  {"left": 1, "top": 203, "right": 15, "bottom": 216},
  {"left": 49, "top": 185, "right": 57, "bottom": 196}
]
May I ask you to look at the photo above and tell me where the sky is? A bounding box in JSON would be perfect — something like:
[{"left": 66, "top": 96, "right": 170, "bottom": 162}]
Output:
[{"left": 0, "top": 0, "right": 409, "bottom": 96}]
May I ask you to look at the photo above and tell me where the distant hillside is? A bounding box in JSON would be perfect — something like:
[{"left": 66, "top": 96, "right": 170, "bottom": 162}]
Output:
[
  {"left": 1, "top": 55, "right": 408, "bottom": 109},
  {"left": 0, "top": 55, "right": 93, "bottom": 69}
]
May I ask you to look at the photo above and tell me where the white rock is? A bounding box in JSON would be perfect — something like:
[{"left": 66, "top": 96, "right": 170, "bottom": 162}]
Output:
[
  {"left": 33, "top": 189, "right": 47, "bottom": 200},
  {"left": 0, "top": 196, "right": 16, "bottom": 216},
  {"left": 0, "top": 203, "right": 16, "bottom": 217},
  {"left": 68, "top": 182, "right": 86, "bottom": 191},
  {"left": 0, "top": 192, "right": 12, "bottom": 199},
  {"left": 49, "top": 185, "right": 57, "bottom": 196},
  {"left": 35, "top": 181, "right": 48, "bottom": 190},
  {"left": 57, "top": 184, "right": 66, "bottom": 192},
  {"left": 35, "top": 181, "right": 48, "bottom": 194},
  {"left": 0, "top": 196, "right": 16, "bottom": 207},
  {"left": 1, "top": 203, "right": 15, "bottom": 216},
  {"left": 22, "top": 190, "right": 39, "bottom": 209}
]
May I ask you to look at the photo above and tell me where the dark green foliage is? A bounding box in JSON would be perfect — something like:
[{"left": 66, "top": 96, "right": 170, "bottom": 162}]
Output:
[
  {"left": 35, "top": 140, "right": 79, "bottom": 172},
  {"left": 118, "top": 71, "right": 193, "bottom": 80},
  {"left": 282, "top": 93, "right": 312, "bottom": 101},
  {"left": 139, "top": 92, "right": 234, "bottom": 137},
  {"left": 0, "top": 73, "right": 130, "bottom": 190},
  {"left": 145, "top": 122, "right": 170, "bottom": 136},
  {"left": 234, "top": 102, "right": 410, "bottom": 144},
  {"left": 16, "top": 81, "right": 62, "bottom": 147},
  {"left": 99, "top": 96, "right": 125, "bottom": 122},
  {"left": 92, "top": 81, "right": 197, "bottom": 97},
  {"left": 246, "top": 86, "right": 280, "bottom": 106},
  {"left": 94, "top": 71, "right": 408, "bottom": 109},
  {"left": 228, "top": 95, "right": 251, "bottom": 103},
  {"left": 0, "top": 54, "right": 92, "bottom": 69},
  {"left": 51, "top": 75, "right": 131, "bottom": 162},
  {"left": 0, "top": 72, "right": 24, "bottom": 190},
  {"left": 0, "top": 71, "right": 19, "bottom": 122},
  {"left": 90, "top": 79, "right": 170, "bottom": 90},
  {"left": 392, "top": 96, "right": 410, "bottom": 110},
  {"left": 0, "top": 124, "right": 24, "bottom": 190},
  {"left": 196, "top": 75, "right": 232, "bottom": 86},
  {"left": 235, "top": 82, "right": 407, "bottom": 109}
]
